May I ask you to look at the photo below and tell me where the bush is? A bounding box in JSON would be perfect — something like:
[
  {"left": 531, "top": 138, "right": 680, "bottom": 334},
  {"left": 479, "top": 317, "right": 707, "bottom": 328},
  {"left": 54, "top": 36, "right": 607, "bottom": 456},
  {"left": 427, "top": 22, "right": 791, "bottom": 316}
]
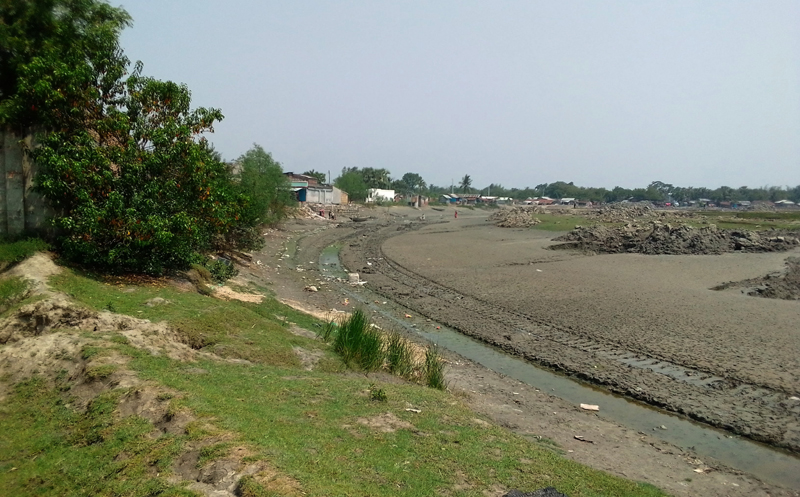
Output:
[{"left": 205, "top": 259, "right": 238, "bottom": 284}]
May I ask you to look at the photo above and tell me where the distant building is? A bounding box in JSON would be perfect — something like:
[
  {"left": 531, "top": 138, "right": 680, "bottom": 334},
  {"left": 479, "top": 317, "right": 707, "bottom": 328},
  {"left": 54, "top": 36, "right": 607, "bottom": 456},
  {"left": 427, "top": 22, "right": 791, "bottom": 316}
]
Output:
[{"left": 284, "top": 172, "right": 320, "bottom": 188}]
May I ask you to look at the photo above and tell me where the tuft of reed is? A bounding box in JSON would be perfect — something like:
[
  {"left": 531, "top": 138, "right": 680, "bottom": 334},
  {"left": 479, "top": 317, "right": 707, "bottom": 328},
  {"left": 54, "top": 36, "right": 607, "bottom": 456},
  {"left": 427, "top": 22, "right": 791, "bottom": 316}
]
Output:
[
  {"left": 386, "top": 331, "right": 414, "bottom": 379},
  {"left": 423, "top": 345, "right": 447, "bottom": 390},
  {"left": 333, "top": 309, "right": 385, "bottom": 371},
  {"left": 319, "top": 319, "right": 337, "bottom": 342}
]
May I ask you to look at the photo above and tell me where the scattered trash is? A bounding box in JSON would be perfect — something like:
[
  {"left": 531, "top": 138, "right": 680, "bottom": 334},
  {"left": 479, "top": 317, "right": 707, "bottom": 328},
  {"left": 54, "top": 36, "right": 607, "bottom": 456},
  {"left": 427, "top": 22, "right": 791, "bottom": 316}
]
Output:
[
  {"left": 405, "top": 408, "right": 421, "bottom": 413},
  {"left": 659, "top": 425, "right": 668, "bottom": 430},
  {"left": 580, "top": 404, "right": 600, "bottom": 411},
  {"left": 343, "top": 298, "right": 350, "bottom": 306},
  {"left": 789, "top": 396, "right": 800, "bottom": 401},
  {"left": 573, "top": 435, "right": 594, "bottom": 444},
  {"left": 303, "top": 286, "right": 318, "bottom": 292},
  {"left": 536, "top": 269, "right": 542, "bottom": 272},
  {"left": 404, "top": 314, "right": 412, "bottom": 318},
  {"left": 348, "top": 273, "right": 360, "bottom": 284},
  {"left": 693, "top": 468, "right": 707, "bottom": 474}
]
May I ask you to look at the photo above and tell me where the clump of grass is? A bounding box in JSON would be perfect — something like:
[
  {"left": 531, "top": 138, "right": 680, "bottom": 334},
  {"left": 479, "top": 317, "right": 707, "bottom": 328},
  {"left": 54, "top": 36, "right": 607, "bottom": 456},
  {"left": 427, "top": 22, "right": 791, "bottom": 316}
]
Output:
[
  {"left": 423, "top": 345, "right": 447, "bottom": 390},
  {"left": 80, "top": 345, "right": 104, "bottom": 361},
  {"left": 386, "top": 331, "right": 414, "bottom": 378},
  {"left": 236, "top": 475, "right": 271, "bottom": 497},
  {"left": 319, "top": 319, "right": 337, "bottom": 342},
  {"left": 333, "top": 309, "right": 384, "bottom": 371},
  {"left": 85, "top": 364, "right": 117, "bottom": 382}
]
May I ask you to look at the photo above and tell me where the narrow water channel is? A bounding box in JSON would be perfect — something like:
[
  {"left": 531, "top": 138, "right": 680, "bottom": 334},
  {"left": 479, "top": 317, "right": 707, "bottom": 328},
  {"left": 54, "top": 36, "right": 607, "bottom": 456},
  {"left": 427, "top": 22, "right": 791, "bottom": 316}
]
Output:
[{"left": 320, "top": 244, "right": 800, "bottom": 489}]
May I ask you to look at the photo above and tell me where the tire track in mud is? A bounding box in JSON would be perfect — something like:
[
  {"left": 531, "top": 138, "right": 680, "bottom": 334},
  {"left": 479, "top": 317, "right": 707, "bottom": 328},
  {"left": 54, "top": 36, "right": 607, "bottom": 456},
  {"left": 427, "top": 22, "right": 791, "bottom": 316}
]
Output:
[{"left": 338, "top": 222, "right": 800, "bottom": 453}]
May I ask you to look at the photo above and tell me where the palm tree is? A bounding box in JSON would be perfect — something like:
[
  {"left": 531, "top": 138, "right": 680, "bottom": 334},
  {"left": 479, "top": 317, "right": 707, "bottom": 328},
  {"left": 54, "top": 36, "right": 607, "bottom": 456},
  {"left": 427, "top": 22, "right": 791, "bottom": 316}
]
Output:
[{"left": 459, "top": 174, "right": 472, "bottom": 193}]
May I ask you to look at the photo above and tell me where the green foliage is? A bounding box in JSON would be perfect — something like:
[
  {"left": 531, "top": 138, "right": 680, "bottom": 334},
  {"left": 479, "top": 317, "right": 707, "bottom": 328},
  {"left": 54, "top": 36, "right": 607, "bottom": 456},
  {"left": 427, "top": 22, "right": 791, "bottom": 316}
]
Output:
[
  {"left": 459, "top": 174, "right": 472, "bottom": 193},
  {"left": 424, "top": 345, "right": 447, "bottom": 390},
  {"left": 396, "top": 172, "right": 426, "bottom": 195},
  {"left": 236, "top": 144, "right": 295, "bottom": 227},
  {"left": 3, "top": 1, "right": 267, "bottom": 275},
  {"left": 386, "top": 331, "right": 414, "bottom": 378},
  {"left": 0, "top": 0, "right": 132, "bottom": 127},
  {"left": 334, "top": 170, "right": 368, "bottom": 202},
  {"left": 205, "top": 258, "right": 238, "bottom": 284},
  {"left": 31, "top": 69, "right": 251, "bottom": 275},
  {"left": 333, "top": 309, "right": 384, "bottom": 371},
  {"left": 369, "top": 383, "right": 387, "bottom": 402}
]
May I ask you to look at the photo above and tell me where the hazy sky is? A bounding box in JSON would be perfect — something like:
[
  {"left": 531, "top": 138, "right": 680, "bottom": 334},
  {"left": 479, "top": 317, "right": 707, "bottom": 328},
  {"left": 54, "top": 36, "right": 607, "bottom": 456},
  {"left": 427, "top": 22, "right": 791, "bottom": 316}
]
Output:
[{"left": 118, "top": 1, "right": 800, "bottom": 190}]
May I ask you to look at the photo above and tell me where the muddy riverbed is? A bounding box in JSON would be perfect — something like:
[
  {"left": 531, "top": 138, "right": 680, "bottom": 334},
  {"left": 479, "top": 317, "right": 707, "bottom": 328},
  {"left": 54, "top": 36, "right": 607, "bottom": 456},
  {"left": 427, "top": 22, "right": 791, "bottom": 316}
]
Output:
[{"left": 243, "top": 207, "right": 800, "bottom": 496}]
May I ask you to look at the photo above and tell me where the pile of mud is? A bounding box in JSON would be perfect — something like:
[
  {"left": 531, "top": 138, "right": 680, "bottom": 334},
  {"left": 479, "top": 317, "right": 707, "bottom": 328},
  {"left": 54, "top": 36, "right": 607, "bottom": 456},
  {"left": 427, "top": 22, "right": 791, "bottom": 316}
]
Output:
[
  {"left": 714, "top": 257, "right": 800, "bottom": 300},
  {"left": 550, "top": 222, "right": 800, "bottom": 255},
  {"left": 586, "top": 203, "right": 691, "bottom": 223},
  {"left": 489, "top": 207, "right": 543, "bottom": 228}
]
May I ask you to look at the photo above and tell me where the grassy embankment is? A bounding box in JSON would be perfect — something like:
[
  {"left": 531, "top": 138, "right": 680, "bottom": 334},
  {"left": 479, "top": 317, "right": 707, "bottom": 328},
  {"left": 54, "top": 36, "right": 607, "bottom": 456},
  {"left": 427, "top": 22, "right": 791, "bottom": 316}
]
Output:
[{"left": 0, "top": 248, "right": 666, "bottom": 496}]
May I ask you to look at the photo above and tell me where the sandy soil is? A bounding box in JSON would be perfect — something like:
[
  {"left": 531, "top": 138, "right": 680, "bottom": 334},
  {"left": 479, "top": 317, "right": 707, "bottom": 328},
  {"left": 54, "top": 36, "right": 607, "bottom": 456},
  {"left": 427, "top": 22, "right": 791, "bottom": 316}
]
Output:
[{"left": 241, "top": 207, "right": 800, "bottom": 496}]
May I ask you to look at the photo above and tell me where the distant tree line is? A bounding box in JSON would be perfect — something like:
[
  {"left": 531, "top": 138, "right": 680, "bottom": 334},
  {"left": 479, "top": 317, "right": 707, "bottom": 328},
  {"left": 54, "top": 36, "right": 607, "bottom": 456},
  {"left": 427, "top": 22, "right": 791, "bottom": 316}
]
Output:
[{"left": 332, "top": 167, "right": 800, "bottom": 204}]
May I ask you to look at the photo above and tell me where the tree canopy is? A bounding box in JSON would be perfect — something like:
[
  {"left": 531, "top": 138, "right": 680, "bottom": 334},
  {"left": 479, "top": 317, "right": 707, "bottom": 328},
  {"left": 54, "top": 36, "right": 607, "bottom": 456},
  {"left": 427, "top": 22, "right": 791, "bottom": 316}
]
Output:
[{"left": 1, "top": 0, "right": 280, "bottom": 275}]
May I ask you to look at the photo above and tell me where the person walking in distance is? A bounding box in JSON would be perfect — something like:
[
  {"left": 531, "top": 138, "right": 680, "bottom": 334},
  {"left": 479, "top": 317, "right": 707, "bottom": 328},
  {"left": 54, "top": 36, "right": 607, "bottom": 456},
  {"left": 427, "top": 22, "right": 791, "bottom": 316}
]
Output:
[{"left": 454, "top": 210, "right": 458, "bottom": 219}]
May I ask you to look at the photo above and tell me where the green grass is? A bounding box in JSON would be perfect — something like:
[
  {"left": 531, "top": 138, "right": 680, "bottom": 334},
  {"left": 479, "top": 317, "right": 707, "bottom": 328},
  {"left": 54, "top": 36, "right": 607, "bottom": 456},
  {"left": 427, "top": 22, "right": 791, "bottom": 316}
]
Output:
[
  {"left": 49, "top": 268, "right": 324, "bottom": 366},
  {"left": 423, "top": 345, "right": 447, "bottom": 390},
  {"left": 0, "top": 238, "right": 49, "bottom": 266},
  {"left": 126, "top": 351, "right": 664, "bottom": 497},
  {"left": 0, "top": 267, "right": 667, "bottom": 496},
  {"left": 386, "top": 331, "right": 414, "bottom": 379},
  {"left": 0, "top": 277, "right": 29, "bottom": 313},
  {"left": 0, "top": 377, "right": 196, "bottom": 497}
]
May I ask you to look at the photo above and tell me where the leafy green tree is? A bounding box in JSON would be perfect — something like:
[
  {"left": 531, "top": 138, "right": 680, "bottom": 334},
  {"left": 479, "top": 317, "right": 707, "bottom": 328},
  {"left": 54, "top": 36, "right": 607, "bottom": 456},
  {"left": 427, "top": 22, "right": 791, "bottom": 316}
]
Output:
[
  {"left": 361, "top": 167, "right": 393, "bottom": 189},
  {"left": 303, "top": 169, "right": 327, "bottom": 184},
  {"left": 459, "top": 174, "right": 472, "bottom": 193},
  {"left": 398, "top": 172, "right": 426, "bottom": 194},
  {"left": 335, "top": 170, "right": 368, "bottom": 201},
  {"left": 6, "top": 0, "right": 264, "bottom": 275},
  {"left": 238, "top": 144, "right": 295, "bottom": 226},
  {"left": 0, "top": 0, "right": 132, "bottom": 129}
]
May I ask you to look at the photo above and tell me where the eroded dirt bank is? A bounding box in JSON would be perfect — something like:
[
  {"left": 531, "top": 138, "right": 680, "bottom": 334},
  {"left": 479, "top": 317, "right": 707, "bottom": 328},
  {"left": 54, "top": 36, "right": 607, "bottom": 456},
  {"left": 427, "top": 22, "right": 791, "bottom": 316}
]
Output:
[{"left": 242, "top": 208, "right": 799, "bottom": 496}]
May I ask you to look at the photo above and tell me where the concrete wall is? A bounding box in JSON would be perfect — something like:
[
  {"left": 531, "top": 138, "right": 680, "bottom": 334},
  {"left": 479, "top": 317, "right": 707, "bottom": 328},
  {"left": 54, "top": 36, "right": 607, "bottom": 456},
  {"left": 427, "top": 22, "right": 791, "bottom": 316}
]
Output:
[{"left": 0, "top": 128, "right": 50, "bottom": 236}]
